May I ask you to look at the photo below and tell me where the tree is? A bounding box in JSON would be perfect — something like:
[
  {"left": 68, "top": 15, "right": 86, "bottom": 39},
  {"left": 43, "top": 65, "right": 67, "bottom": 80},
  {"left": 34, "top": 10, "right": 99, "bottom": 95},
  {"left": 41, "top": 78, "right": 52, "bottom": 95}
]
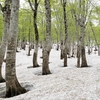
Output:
[
  {"left": 42, "top": 0, "right": 51, "bottom": 75},
  {"left": 61, "top": 0, "right": 68, "bottom": 67},
  {"left": 28, "top": 0, "right": 40, "bottom": 67},
  {"left": 71, "top": 0, "right": 93, "bottom": 67},
  {"left": 18, "top": 9, "right": 34, "bottom": 51},
  {"left": 0, "top": 0, "right": 11, "bottom": 82},
  {"left": 6, "top": 0, "right": 26, "bottom": 97},
  {"left": 52, "top": 3, "right": 64, "bottom": 58},
  {"left": 71, "top": 7, "right": 81, "bottom": 67}
]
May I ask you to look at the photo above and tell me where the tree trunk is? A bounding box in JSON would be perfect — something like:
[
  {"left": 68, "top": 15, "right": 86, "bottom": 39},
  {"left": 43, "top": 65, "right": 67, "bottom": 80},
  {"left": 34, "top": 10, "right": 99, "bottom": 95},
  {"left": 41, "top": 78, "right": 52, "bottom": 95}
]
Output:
[
  {"left": 28, "top": 29, "right": 31, "bottom": 56},
  {"left": 81, "top": 46, "right": 88, "bottom": 67},
  {"left": 80, "top": 27, "right": 88, "bottom": 67},
  {"left": 63, "top": 46, "right": 67, "bottom": 67},
  {"left": 77, "top": 44, "right": 81, "bottom": 68},
  {"left": 28, "top": 45, "right": 31, "bottom": 56},
  {"left": 42, "top": 0, "right": 51, "bottom": 75},
  {"left": 32, "top": 42, "right": 34, "bottom": 49},
  {"left": 88, "top": 33, "right": 91, "bottom": 55},
  {"left": 62, "top": 1, "right": 68, "bottom": 67},
  {"left": 71, "top": 42, "right": 75, "bottom": 57},
  {"left": 33, "top": 40, "right": 39, "bottom": 67},
  {"left": 98, "top": 45, "right": 100, "bottom": 56},
  {"left": 33, "top": 9, "right": 39, "bottom": 67},
  {"left": 88, "top": 47, "right": 91, "bottom": 55},
  {"left": 0, "top": 0, "right": 11, "bottom": 82},
  {"left": 6, "top": 0, "right": 26, "bottom": 97},
  {"left": 71, "top": 9, "right": 81, "bottom": 68},
  {"left": 59, "top": 18, "right": 64, "bottom": 59},
  {"left": 42, "top": 49, "right": 51, "bottom": 75},
  {"left": 60, "top": 40, "right": 64, "bottom": 59},
  {"left": 21, "top": 40, "right": 25, "bottom": 50},
  {"left": 0, "top": 65, "right": 5, "bottom": 82},
  {"left": 28, "top": 0, "right": 40, "bottom": 67},
  {"left": 67, "top": 39, "right": 71, "bottom": 58}
]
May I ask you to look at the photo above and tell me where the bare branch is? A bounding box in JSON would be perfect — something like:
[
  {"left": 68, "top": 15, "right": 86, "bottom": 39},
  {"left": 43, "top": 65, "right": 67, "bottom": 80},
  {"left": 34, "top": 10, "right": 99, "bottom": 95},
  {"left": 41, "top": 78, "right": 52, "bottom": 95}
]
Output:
[
  {"left": 85, "top": 8, "right": 93, "bottom": 27},
  {"left": 71, "top": 9, "right": 79, "bottom": 24},
  {"left": 28, "top": 0, "right": 35, "bottom": 12},
  {"left": 89, "top": 21, "right": 99, "bottom": 47}
]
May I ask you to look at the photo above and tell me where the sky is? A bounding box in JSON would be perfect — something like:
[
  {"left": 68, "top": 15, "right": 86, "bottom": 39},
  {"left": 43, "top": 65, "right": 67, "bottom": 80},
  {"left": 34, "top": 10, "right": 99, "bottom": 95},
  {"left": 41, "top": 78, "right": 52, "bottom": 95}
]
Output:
[
  {"left": 20, "top": 0, "right": 26, "bottom": 8},
  {"left": 19, "top": 0, "right": 100, "bottom": 7}
]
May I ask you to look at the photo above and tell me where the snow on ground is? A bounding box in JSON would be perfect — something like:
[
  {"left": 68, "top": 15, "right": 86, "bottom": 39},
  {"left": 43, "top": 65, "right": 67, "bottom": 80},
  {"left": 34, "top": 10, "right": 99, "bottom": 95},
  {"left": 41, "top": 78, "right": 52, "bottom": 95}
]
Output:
[{"left": 0, "top": 45, "right": 100, "bottom": 100}]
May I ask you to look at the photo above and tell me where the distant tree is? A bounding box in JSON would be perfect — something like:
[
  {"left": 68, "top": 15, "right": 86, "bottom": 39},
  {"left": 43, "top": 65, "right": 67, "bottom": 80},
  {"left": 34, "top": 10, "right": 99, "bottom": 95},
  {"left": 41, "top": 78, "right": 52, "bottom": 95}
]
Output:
[
  {"left": 78, "top": 0, "right": 88, "bottom": 67},
  {"left": 52, "top": 4, "right": 64, "bottom": 56},
  {"left": 6, "top": 0, "right": 26, "bottom": 97},
  {"left": 27, "top": 24, "right": 31, "bottom": 56},
  {"left": 61, "top": 0, "right": 68, "bottom": 67},
  {"left": 71, "top": 0, "right": 93, "bottom": 67},
  {"left": 28, "top": 0, "right": 40, "bottom": 67}
]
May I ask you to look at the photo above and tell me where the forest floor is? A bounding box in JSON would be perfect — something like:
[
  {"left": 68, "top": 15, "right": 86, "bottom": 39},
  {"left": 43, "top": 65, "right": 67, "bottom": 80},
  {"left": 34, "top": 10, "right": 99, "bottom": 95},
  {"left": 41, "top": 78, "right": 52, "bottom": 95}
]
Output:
[{"left": 0, "top": 45, "right": 100, "bottom": 100}]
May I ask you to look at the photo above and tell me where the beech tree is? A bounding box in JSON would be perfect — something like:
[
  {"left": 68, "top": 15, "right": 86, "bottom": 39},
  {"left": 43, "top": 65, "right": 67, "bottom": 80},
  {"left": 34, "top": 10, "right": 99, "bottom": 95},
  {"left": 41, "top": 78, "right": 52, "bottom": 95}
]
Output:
[
  {"left": 42, "top": 0, "right": 51, "bottom": 75},
  {"left": 71, "top": 0, "right": 93, "bottom": 67},
  {"left": 0, "top": 0, "right": 11, "bottom": 82},
  {"left": 6, "top": 0, "right": 26, "bottom": 97},
  {"left": 61, "top": 0, "right": 68, "bottom": 67},
  {"left": 28, "top": 0, "right": 40, "bottom": 67}
]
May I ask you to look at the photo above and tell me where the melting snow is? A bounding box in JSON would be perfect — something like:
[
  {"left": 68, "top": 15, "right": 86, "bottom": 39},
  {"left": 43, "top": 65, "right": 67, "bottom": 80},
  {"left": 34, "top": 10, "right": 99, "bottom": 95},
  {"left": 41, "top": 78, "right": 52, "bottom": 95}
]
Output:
[{"left": 0, "top": 46, "right": 100, "bottom": 100}]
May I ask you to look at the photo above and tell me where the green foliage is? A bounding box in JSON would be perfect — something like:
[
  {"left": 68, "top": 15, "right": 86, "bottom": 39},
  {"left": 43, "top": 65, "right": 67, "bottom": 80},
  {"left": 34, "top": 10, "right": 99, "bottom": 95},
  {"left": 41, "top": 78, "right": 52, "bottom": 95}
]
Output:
[
  {"left": 0, "top": 0, "right": 100, "bottom": 45},
  {"left": 18, "top": 9, "right": 34, "bottom": 41},
  {"left": 93, "top": 26, "right": 100, "bottom": 44}
]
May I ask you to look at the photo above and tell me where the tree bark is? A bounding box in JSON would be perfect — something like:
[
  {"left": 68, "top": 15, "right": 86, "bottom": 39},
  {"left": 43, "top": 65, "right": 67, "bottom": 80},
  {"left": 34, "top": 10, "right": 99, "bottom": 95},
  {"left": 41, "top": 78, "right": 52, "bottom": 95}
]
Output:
[
  {"left": 88, "top": 33, "right": 91, "bottom": 55},
  {"left": 63, "top": 46, "right": 67, "bottom": 67},
  {"left": 42, "top": 0, "right": 51, "bottom": 75},
  {"left": 77, "top": 44, "right": 81, "bottom": 68},
  {"left": 80, "top": 27, "right": 88, "bottom": 67},
  {"left": 98, "top": 45, "right": 100, "bottom": 56},
  {"left": 33, "top": 40, "right": 39, "bottom": 67},
  {"left": 33, "top": 1, "right": 39, "bottom": 67},
  {"left": 0, "top": 0, "right": 11, "bottom": 82},
  {"left": 71, "top": 9, "right": 81, "bottom": 67},
  {"left": 0, "top": 65, "right": 5, "bottom": 82},
  {"left": 6, "top": 0, "right": 26, "bottom": 97},
  {"left": 78, "top": 0, "right": 88, "bottom": 67},
  {"left": 60, "top": 40, "right": 64, "bottom": 59},
  {"left": 62, "top": 1, "right": 68, "bottom": 67},
  {"left": 21, "top": 40, "right": 25, "bottom": 50},
  {"left": 42, "top": 50, "right": 51, "bottom": 75},
  {"left": 28, "top": 0, "right": 39, "bottom": 67},
  {"left": 28, "top": 29, "right": 31, "bottom": 56}
]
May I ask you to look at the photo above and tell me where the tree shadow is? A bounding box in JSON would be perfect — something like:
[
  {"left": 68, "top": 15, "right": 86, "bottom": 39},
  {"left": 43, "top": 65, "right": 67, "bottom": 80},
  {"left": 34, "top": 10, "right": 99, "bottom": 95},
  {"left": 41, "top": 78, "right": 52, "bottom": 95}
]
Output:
[
  {"left": 27, "top": 65, "right": 41, "bottom": 69},
  {"left": 0, "top": 82, "right": 35, "bottom": 98}
]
